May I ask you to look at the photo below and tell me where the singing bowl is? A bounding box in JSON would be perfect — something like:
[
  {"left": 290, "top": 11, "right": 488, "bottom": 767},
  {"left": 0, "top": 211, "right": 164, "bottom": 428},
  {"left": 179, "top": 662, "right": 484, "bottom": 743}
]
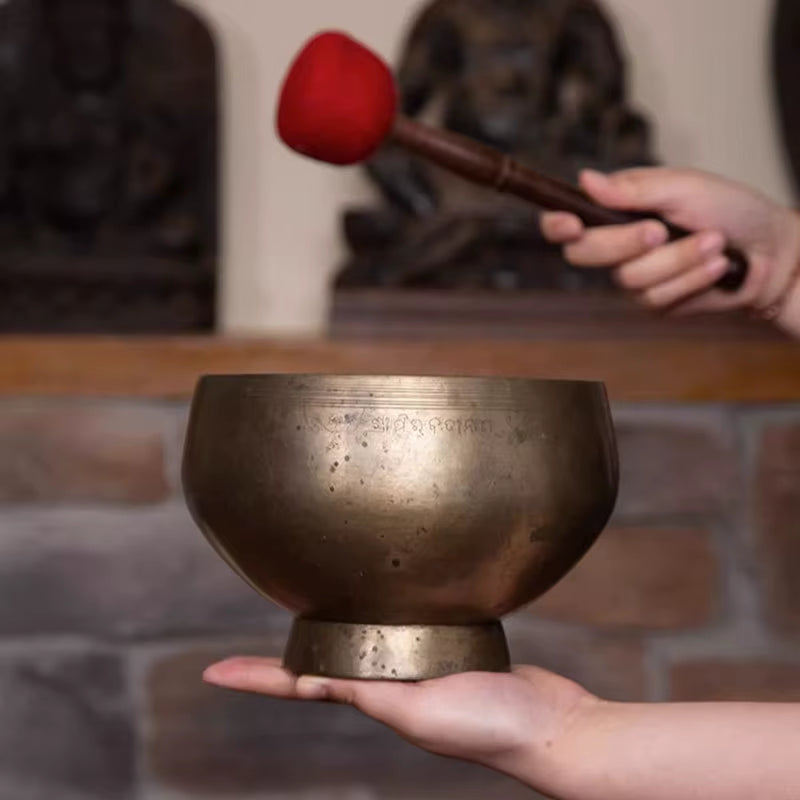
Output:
[{"left": 182, "top": 374, "right": 618, "bottom": 681}]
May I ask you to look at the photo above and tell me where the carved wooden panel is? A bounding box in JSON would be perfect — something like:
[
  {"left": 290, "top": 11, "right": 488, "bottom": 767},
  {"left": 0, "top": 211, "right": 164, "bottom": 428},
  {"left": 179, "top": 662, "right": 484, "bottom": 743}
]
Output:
[
  {"left": 0, "top": 0, "right": 219, "bottom": 332},
  {"left": 773, "top": 0, "right": 800, "bottom": 204}
]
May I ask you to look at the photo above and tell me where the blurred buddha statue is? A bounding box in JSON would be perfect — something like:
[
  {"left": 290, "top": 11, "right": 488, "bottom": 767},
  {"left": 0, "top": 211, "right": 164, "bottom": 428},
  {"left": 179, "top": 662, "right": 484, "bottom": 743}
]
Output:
[{"left": 336, "top": 0, "right": 657, "bottom": 291}]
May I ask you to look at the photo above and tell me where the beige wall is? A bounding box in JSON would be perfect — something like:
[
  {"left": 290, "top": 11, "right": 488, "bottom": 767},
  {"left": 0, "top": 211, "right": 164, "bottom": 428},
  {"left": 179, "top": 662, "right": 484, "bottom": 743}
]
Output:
[{"left": 182, "top": 0, "right": 794, "bottom": 335}]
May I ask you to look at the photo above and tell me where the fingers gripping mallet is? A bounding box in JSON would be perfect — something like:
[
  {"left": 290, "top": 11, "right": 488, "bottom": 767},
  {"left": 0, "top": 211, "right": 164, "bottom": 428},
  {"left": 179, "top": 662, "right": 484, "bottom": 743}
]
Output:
[{"left": 276, "top": 31, "right": 748, "bottom": 292}]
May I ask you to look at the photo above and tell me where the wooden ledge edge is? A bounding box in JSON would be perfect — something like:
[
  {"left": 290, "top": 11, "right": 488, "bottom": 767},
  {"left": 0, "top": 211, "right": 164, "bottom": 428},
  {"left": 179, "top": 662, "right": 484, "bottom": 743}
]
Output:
[{"left": 0, "top": 335, "right": 799, "bottom": 403}]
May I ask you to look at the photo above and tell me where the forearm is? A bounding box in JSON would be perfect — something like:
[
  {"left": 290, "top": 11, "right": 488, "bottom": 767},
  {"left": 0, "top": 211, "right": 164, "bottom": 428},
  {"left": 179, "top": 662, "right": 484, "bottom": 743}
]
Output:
[{"left": 516, "top": 699, "right": 800, "bottom": 800}]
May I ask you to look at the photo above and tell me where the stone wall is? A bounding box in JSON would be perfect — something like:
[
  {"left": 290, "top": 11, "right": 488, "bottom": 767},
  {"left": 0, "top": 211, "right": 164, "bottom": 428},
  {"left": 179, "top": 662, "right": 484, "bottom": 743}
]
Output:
[{"left": 1, "top": 398, "right": 799, "bottom": 799}]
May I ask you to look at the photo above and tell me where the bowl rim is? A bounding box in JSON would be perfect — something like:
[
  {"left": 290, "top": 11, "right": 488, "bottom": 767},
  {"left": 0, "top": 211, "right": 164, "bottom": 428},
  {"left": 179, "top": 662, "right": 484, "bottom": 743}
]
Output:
[{"left": 192, "top": 373, "right": 606, "bottom": 388}]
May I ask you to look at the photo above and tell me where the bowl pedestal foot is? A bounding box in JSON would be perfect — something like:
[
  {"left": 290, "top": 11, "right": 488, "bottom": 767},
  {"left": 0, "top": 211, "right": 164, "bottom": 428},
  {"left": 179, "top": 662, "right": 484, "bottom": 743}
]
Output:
[{"left": 282, "top": 618, "right": 511, "bottom": 681}]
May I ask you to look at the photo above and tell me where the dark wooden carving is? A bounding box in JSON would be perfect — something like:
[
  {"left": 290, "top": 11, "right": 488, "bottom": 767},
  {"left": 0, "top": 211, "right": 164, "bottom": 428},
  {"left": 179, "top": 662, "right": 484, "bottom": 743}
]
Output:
[
  {"left": 335, "top": 0, "right": 657, "bottom": 291},
  {"left": 773, "top": 0, "right": 800, "bottom": 204},
  {"left": 0, "top": 0, "right": 219, "bottom": 333}
]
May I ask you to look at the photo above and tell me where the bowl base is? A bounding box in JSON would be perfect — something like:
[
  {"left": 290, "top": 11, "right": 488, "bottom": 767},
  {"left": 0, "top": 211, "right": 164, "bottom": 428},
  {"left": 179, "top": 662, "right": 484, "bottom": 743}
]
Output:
[{"left": 282, "top": 618, "right": 511, "bottom": 681}]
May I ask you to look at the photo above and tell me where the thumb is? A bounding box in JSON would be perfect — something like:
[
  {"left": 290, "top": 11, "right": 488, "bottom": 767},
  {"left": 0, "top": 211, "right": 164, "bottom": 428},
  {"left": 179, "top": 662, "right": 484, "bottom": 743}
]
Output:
[
  {"left": 580, "top": 167, "right": 692, "bottom": 215},
  {"left": 296, "top": 675, "right": 421, "bottom": 728}
]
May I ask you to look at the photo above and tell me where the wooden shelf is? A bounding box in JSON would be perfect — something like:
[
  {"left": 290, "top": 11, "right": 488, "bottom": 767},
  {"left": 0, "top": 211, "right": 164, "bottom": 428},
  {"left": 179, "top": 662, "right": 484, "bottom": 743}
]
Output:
[
  {"left": 331, "top": 289, "right": 783, "bottom": 341},
  {"left": 1, "top": 335, "right": 800, "bottom": 402}
]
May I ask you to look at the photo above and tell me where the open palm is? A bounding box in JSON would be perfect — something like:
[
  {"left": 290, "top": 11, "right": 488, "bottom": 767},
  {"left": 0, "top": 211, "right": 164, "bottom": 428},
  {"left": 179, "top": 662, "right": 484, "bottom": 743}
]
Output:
[{"left": 203, "top": 657, "right": 591, "bottom": 778}]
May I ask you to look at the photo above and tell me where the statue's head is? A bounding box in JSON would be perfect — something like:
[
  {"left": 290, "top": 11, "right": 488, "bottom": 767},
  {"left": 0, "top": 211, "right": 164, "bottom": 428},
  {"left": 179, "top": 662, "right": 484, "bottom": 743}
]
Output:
[
  {"left": 42, "top": 0, "right": 131, "bottom": 91},
  {"left": 416, "top": 0, "right": 627, "bottom": 153},
  {"left": 461, "top": 38, "right": 551, "bottom": 144},
  {"left": 437, "top": 0, "right": 559, "bottom": 148}
]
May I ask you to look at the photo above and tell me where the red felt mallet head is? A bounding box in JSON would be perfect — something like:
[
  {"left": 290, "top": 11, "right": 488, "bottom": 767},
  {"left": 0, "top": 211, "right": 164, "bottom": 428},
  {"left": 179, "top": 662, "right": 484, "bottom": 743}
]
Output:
[{"left": 276, "top": 31, "right": 398, "bottom": 166}]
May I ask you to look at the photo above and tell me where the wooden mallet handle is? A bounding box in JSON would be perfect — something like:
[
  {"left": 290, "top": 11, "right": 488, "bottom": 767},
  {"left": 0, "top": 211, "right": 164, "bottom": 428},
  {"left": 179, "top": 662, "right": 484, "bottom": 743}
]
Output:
[{"left": 393, "top": 116, "right": 748, "bottom": 293}]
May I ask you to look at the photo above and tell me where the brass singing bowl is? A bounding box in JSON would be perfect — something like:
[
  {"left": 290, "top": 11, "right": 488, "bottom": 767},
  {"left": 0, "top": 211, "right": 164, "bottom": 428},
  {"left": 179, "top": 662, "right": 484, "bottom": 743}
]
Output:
[{"left": 182, "top": 374, "right": 618, "bottom": 681}]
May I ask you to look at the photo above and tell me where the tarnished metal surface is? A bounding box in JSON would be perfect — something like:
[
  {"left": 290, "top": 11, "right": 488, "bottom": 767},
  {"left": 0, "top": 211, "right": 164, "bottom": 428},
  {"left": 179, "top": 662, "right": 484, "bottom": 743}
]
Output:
[
  {"left": 183, "top": 374, "right": 618, "bottom": 680},
  {"left": 284, "top": 620, "right": 510, "bottom": 681}
]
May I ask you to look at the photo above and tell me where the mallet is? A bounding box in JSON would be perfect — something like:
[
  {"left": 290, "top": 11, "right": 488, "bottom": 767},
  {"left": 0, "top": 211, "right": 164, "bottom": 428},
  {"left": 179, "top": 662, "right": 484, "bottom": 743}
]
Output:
[{"left": 276, "top": 31, "right": 748, "bottom": 292}]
